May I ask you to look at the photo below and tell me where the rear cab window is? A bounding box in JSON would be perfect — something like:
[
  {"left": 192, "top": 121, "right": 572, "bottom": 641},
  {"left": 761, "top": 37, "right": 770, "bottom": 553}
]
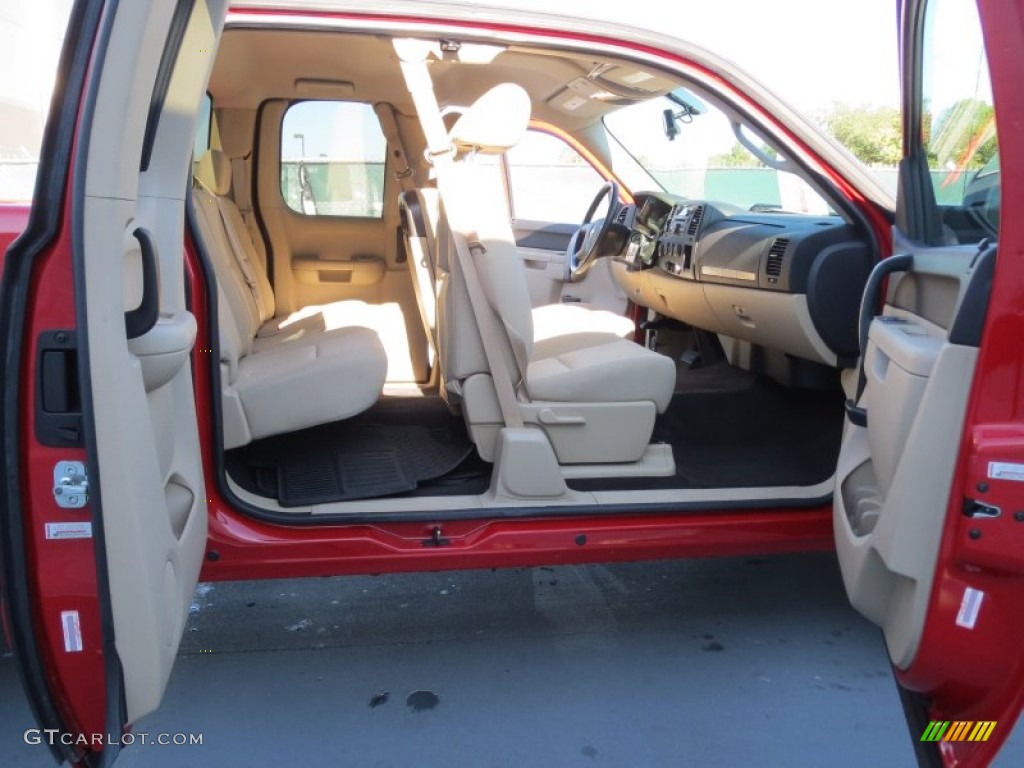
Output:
[{"left": 280, "top": 101, "right": 386, "bottom": 218}]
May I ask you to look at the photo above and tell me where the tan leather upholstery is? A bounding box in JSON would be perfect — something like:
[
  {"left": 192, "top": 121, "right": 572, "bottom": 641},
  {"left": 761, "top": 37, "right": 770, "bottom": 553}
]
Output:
[
  {"left": 449, "top": 83, "right": 531, "bottom": 153},
  {"left": 399, "top": 185, "right": 635, "bottom": 399},
  {"left": 527, "top": 340, "right": 674, "bottom": 410},
  {"left": 531, "top": 303, "right": 635, "bottom": 358},
  {"left": 193, "top": 150, "right": 387, "bottom": 446},
  {"left": 196, "top": 149, "right": 232, "bottom": 196},
  {"left": 435, "top": 84, "right": 675, "bottom": 461}
]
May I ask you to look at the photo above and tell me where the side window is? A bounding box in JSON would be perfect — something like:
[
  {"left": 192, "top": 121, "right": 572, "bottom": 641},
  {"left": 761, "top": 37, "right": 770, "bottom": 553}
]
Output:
[
  {"left": 505, "top": 130, "right": 605, "bottom": 223},
  {"left": 280, "top": 101, "right": 386, "bottom": 218},
  {"left": 920, "top": 0, "right": 998, "bottom": 241},
  {"left": 193, "top": 92, "right": 212, "bottom": 158}
]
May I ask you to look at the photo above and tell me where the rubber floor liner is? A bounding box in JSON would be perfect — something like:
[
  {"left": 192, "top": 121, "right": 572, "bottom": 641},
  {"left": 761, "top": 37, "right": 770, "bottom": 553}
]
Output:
[{"left": 227, "top": 401, "right": 477, "bottom": 506}]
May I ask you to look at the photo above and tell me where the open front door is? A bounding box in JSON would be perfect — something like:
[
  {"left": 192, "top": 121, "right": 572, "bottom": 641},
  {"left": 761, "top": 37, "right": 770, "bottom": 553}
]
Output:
[
  {"left": 834, "top": 0, "right": 1024, "bottom": 764},
  {"left": 0, "top": 1, "right": 226, "bottom": 765}
]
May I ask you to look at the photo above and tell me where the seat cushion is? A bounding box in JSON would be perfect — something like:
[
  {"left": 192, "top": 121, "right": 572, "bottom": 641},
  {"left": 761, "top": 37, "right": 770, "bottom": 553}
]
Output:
[
  {"left": 236, "top": 326, "right": 387, "bottom": 440},
  {"left": 531, "top": 303, "right": 635, "bottom": 359},
  {"left": 526, "top": 339, "right": 675, "bottom": 412},
  {"left": 252, "top": 300, "right": 418, "bottom": 382}
]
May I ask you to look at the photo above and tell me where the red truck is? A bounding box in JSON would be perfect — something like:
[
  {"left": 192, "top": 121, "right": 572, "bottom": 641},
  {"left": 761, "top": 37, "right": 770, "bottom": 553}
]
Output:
[{"left": 1, "top": 0, "right": 1021, "bottom": 765}]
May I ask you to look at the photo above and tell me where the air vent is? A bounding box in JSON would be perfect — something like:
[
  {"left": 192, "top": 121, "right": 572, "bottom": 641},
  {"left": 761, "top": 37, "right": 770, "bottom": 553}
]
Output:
[
  {"left": 615, "top": 204, "right": 633, "bottom": 225},
  {"left": 686, "top": 205, "right": 705, "bottom": 236},
  {"left": 765, "top": 237, "right": 790, "bottom": 278}
]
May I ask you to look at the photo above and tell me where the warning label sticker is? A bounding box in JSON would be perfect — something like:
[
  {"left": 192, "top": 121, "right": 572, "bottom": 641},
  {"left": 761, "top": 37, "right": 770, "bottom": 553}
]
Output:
[
  {"left": 988, "top": 461, "right": 1024, "bottom": 482},
  {"left": 45, "top": 522, "right": 93, "bottom": 540},
  {"left": 955, "top": 587, "right": 984, "bottom": 630}
]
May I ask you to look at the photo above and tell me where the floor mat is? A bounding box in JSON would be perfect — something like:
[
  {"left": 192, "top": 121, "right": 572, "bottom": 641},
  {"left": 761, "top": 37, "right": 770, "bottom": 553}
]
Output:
[
  {"left": 226, "top": 398, "right": 480, "bottom": 506},
  {"left": 569, "top": 367, "right": 844, "bottom": 493}
]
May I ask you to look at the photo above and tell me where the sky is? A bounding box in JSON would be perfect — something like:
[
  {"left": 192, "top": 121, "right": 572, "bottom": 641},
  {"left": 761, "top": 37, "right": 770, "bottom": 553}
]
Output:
[
  {"left": 279, "top": 0, "right": 904, "bottom": 162},
  {"left": 415, "top": 0, "right": 904, "bottom": 114},
  {"left": 7, "top": 0, "right": 988, "bottom": 186}
]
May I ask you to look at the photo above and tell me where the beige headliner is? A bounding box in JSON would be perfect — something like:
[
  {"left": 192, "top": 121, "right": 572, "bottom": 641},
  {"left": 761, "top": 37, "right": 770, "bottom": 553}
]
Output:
[{"left": 208, "top": 28, "right": 666, "bottom": 130}]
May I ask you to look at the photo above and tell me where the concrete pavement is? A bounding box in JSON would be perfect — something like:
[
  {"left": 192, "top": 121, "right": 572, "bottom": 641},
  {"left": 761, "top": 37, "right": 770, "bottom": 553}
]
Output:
[{"left": 2, "top": 552, "right": 1021, "bottom": 766}]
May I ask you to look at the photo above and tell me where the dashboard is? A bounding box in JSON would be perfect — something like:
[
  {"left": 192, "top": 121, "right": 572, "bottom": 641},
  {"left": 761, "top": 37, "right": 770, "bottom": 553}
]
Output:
[{"left": 614, "top": 191, "right": 874, "bottom": 365}]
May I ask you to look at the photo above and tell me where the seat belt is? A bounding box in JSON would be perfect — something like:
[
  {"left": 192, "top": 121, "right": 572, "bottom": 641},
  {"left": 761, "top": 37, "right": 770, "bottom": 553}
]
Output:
[
  {"left": 198, "top": 176, "right": 267, "bottom": 319},
  {"left": 229, "top": 152, "right": 274, "bottom": 281},
  {"left": 230, "top": 154, "right": 253, "bottom": 223},
  {"left": 374, "top": 102, "right": 416, "bottom": 193},
  {"left": 395, "top": 41, "right": 524, "bottom": 428},
  {"left": 448, "top": 230, "right": 525, "bottom": 427},
  {"left": 217, "top": 199, "right": 267, "bottom": 317}
]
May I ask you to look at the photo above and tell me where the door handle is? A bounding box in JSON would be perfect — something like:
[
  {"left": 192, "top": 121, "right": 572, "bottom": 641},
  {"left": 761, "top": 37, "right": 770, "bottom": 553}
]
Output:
[{"left": 125, "top": 226, "right": 160, "bottom": 340}]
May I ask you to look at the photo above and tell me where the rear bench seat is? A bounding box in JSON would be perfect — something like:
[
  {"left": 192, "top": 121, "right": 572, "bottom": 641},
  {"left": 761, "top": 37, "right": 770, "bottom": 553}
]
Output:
[{"left": 192, "top": 150, "right": 387, "bottom": 449}]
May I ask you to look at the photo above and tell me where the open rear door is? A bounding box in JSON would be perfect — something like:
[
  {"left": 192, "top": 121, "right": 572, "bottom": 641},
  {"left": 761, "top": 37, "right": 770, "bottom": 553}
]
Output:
[
  {"left": 834, "top": 0, "right": 1024, "bottom": 764},
  {"left": 0, "top": 1, "right": 226, "bottom": 765}
]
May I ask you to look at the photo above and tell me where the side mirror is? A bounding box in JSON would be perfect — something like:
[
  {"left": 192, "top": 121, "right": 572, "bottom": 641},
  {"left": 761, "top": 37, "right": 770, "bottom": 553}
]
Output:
[{"left": 662, "top": 108, "right": 680, "bottom": 142}]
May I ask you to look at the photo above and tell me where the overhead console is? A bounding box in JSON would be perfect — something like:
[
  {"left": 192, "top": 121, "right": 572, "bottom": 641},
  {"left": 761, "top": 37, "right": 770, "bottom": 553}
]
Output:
[{"left": 615, "top": 192, "right": 874, "bottom": 366}]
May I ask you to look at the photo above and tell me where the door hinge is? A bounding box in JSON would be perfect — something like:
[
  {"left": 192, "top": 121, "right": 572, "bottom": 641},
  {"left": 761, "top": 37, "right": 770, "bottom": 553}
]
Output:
[{"left": 53, "top": 461, "right": 88, "bottom": 509}]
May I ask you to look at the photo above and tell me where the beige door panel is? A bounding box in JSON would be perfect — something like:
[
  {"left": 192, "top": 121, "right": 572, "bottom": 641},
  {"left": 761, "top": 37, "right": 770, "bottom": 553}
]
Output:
[
  {"left": 292, "top": 253, "right": 386, "bottom": 287},
  {"left": 515, "top": 239, "right": 628, "bottom": 314},
  {"left": 560, "top": 256, "right": 627, "bottom": 314},
  {"left": 255, "top": 100, "right": 429, "bottom": 381},
  {"left": 275, "top": 211, "right": 391, "bottom": 307},
  {"left": 518, "top": 245, "right": 566, "bottom": 307},
  {"left": 80, "top": 0, "right": 226, "bottom": 724},
  {"left": 833, "top": 244, "right": 983, "bottom": 670}
]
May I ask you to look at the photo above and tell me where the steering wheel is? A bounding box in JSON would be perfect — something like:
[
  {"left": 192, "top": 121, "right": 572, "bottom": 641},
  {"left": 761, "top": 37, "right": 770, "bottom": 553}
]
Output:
[{"left": 565, "top": 181, "right": 619, "bottom": 282}]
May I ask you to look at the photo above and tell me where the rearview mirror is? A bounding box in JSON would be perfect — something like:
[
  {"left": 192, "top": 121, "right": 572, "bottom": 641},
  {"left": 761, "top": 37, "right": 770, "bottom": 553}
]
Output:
[{"left": 662, "top": 108, "right": 680, "bottom": 142}]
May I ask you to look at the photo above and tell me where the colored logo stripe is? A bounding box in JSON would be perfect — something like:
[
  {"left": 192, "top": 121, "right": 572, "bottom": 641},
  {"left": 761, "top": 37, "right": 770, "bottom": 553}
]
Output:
[
  {"left": 968, "top": 722, "right": 997, "bottom": 742},
  {"left": 921, "top": 721, "right": 949, "bottom": 742},
  {"left": 921, "top": 721, "right": 996, "bottom": 742}
]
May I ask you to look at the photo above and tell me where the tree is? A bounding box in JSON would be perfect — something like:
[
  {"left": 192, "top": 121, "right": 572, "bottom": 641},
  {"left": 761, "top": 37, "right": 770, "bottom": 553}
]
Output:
[
  {"left": 818, "top": 104, "right": 902, "bottom": 166},
  {"left": 709, "top": 143, "right": 764, "bottom": 168},
  {"left": 927, "top": 98, "right": 996, "bottom": 170}
]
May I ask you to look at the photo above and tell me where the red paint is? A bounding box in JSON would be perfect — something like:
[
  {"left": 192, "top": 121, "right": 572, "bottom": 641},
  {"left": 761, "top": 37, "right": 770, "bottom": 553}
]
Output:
[
  {"left": 201, "top": 504, "right": 835, "bottom": 581},
  {"left": 892, "top": 0, "right": 1024, "bottom": 764},
  {"left": 11, "top": 3, "right": 1023, "bottom": 766},
  {"left": 16, "top": 178, "right": 107, "bottom": 763}
]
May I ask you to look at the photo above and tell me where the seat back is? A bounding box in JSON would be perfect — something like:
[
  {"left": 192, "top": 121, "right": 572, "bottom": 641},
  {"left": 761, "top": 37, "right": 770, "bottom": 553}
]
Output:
[
  {"left": 435, "top": 84, "right": 535, "bottom": 402},
  {"left": 192, "top": 149, "right": 275, "bottom": 378}
]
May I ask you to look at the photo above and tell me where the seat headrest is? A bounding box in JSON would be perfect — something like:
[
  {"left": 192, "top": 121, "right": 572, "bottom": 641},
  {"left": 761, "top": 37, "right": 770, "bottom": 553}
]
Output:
[
  {"left": 449, "top": 83, "right": 531, "bottom": 155},
  {"left": 195, "top": 149, "right": 232, "bottom": 196}
]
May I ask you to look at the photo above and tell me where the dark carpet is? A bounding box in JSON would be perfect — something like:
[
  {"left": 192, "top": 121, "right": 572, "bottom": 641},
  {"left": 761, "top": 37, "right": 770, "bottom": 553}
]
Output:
[
  {"left": 226, "top": 397, "right": 487, "bottom": 506},
  {"left": 569, "top": 370, "right": 844, "bottom": 493}
]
